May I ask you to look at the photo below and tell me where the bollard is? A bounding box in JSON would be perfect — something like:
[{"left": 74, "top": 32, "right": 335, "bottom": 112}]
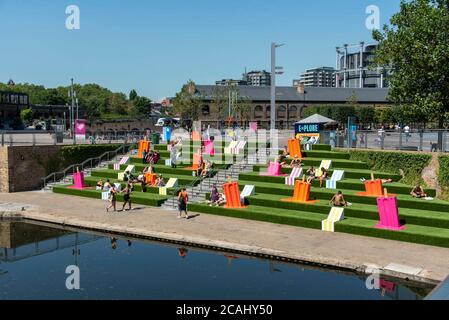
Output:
[
  {"left": 364, "top": 132, "right": 368, "bottom": 149},
  {"left": 32, "top": 133, "right": 36, "bottom": 146},
  {"left": 419, "top": 130, "right": 424, "bottom": 151},
  {"left": 398, "top": 129, "right": 403, "bottom": 150},
  {"left": 9, "top": 134, "right": 13, "bottom": 146},
  {"left": 1, "top": 132, "right": 4, "bottom": 146}
]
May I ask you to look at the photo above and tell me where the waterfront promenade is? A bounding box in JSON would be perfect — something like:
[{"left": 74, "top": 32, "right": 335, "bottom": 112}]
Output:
[{"left": 1, "top": 191, "right": 449, "bottom": 284}]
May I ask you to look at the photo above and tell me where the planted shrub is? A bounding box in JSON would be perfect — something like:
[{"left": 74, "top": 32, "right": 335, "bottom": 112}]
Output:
[{"left": 341, "top": 150, "right": 431, "bottom": 185}]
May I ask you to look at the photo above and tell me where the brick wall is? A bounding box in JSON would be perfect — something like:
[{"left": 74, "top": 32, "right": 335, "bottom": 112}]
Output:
[
  {"left": 0, "top": 145, "right": 61, "bottom": 193},
  {"left": 0, "top": 147, "right": 9, "bottom": 192}
]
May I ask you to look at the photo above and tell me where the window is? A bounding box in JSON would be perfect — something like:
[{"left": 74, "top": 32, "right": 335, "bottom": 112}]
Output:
[
  {"left": 202, "top": 105, "right": 210, "bottom": 116},
  {"left": 277, "top": 106, "right": 286, "bottom": 119},
  {"left": 254, "top": 105, "right": 263, "bottom": 119},
  {"left": 288, "top": 106, "right": 298, "bottom": 119}
]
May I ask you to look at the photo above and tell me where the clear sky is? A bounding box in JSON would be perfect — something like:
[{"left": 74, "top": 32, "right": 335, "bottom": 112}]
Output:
[{"left": 0, "top": 0, "right": 401, "bottom": 100}]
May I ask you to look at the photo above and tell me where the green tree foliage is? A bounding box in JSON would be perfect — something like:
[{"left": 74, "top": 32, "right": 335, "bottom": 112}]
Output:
[
  {"left": 0, "top": 82, "right": 151, "bottom": 121},
  {"left": 373, "top": 0, "right": 449, "bottom": 127},
  {"left": 172, "top": 80, "right": 203, "bottom": 120},
  {"left": 20, "top": 108, "right": 34, "bottom": 124}
]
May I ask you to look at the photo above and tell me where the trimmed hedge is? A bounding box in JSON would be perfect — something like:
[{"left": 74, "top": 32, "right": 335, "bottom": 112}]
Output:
[
  {"left": 187, "top": 203, "right": 449, "bottom": 248},
  {"left": 439, "top": 155, "right": 449, "bottom": 187},
  {"left": 53, "top": 185, "right": 168, "bottom": 207},
  {"left": 36, "top": 144, "right": 127, "bottom": 175},
  {"left": 339, "top": 149, "right": 431, "bottom": 185}
]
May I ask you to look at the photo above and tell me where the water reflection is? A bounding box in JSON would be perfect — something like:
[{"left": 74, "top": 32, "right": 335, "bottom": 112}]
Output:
[{"left": 0, "top": 221, "right": 434, "bottom": 300}]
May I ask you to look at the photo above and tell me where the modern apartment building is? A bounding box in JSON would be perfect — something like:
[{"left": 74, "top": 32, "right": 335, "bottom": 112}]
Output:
[
  {"left": 242, "top": 70, "right": 271, "bottom": 87},
  {"left": 293, "top": 67, "right": 336, "bottom": 87},
  {"left": 336, "top": 42, "right": 391, "bottom": 88},
  {"left": 215, "top": 79, "right": 248, "bottom": 86}
]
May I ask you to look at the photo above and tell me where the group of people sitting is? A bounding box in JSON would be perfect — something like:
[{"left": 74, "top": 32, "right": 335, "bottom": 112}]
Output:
[
  {"left": 207, "top": 184, "right": 227, "bottom": 207},
  {"left": 142, "top": 150, "right": 161, "bottom": 165}
]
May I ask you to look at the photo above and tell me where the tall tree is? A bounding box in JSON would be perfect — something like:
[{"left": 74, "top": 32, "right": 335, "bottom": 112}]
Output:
[
  {"left": 373, "top": 0, "right": 449, "bottom": 145},
  {"left": 172, "top": 80, "right": 203, "bottom": 121}
]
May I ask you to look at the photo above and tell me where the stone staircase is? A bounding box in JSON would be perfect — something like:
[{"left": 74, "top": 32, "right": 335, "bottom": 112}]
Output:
[
  {"left": 42, "top": 153, "right": 130, "bottom": 192},
  {"left": 160, "top": 160, "right": 256, "bottom": 211}
]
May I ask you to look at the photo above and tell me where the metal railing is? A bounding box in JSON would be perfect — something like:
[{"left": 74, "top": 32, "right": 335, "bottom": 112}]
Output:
[
  {"left": 42, "top": 142, "right": 136, "bottom": 189},
  {"left": 321, "top": 129, "right": 449, "bottom": 153},
  {"left": 0, "top": 130, "right": 150, "bottom": 147}
]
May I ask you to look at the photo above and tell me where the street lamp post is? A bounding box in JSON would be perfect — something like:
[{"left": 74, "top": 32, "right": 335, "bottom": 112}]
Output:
[{"left": 270, "top": 42, "right": 284, "bottom": 131}]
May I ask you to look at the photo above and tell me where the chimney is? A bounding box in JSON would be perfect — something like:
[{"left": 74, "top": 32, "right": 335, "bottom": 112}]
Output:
[
  {"left": 297, "top": 83, "right": 305, "bottom": 94},
  {"left": 188, "top": 83, "right": 196, "bottom": 94}
]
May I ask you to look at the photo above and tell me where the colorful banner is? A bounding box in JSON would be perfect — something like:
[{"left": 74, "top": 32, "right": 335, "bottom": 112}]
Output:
[{"left": 75, "top": 119, "right": 87, "bottom": 143}]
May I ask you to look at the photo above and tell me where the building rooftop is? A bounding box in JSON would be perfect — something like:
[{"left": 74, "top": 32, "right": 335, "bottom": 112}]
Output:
[{"left": 196, "top": 85, "right": 390, "bottom": 103}]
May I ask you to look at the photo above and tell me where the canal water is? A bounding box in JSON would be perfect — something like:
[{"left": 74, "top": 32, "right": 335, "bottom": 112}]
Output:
[{"left": 0, "top": 221, "right": 433, "bottom": 300}]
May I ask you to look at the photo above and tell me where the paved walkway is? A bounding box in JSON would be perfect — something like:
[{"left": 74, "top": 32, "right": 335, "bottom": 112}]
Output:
[{"left": 1, "top": 191, "right": 449, "bottom": 284}]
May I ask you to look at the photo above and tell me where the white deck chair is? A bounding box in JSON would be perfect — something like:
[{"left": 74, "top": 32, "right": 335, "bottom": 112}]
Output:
[
  {"left": 322, "top": 207, "right": 345, "bottom": 232},
  {"left": 326, "top": 170, "right": 345, "bottom": 189},
  {"left": 316, "top": 160, "right": 332, "bottom": 177},
  {"left": 240, "top": 185, "right": 255, "bottom": 204},
  {"left": 285, "top": 167, "right": 303, "bottom": 186}
]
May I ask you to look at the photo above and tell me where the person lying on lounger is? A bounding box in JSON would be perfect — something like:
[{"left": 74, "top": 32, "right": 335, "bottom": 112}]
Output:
[
  {"left": 306, "top": 166, "right": 316, "bottom": 183},
  {"left": 411, "top": 185, "right": 427, "bottom": 198},
  {"left": 329, "top": 191, "right": 349, "bottom": 207},
  {"left": 319, "top": 167, "right": 329, "bottom": 188},
  {"left": 289, "top": 155, "right": 302, "bottom": 168}
]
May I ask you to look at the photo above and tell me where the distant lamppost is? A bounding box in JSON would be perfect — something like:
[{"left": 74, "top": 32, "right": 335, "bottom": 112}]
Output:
[{"left": 270, "top": 42, "right": 285, "bottom": 131}]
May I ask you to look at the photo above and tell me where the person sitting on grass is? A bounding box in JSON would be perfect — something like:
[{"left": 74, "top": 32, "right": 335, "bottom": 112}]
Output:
[
  {"left": 290, "top": 155, "right": 302, "bottom": 168},
  {"left": 275, "top": 155, "right": 286, "bottom": 167},
  {"left": 209, "top": 185, "right": 220, "bottom": 205},
  {"left": 329, "top": 191, "right": 349, "bottom": 207},
  {"left": 306, "top": 166, "right": 316, "bottom": 183},
  {"left": 156, "top": 174, "right": 166, "bottom": 187},
  {"left": 201, "top": 161, "right": 213, "bottom": 178},
  {"left": 152, "top": 151, "right": 161, "bottom": 165},
  {"left": 319, "top": 167, "right": 329, "bottom": 188},
  {"left": 215, "top": 193, "right": 227, "bottom": 207},
  {"left": 411, "top": 185, "right": 427, "bottom": 198},
  {"left": 96, "top": 179, "right": 104, "bottom": 191}
]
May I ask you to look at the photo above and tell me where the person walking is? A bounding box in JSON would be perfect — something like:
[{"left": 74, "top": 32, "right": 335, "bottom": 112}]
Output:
[
  {"left": 106, "top": 185, "right": 118, "bottom": 212},
  {"left": 178, "top": 188, "right": 189, "bottom": 219},
  {"left": 121, "top": 183, "right": 132, "bottom": 211}
]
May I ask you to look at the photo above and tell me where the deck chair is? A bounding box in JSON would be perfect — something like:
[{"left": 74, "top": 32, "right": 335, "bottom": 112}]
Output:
[
  {"left": 224, "top": 141, "right": 238, "bottom": 154},
  {"left": 285, "top": 167, "right": 303, "bottom": 186},
  {"left": 326, "top": 170, "right": 345, "bottom": 189},
  {"left": 233, "top": 141, "right": 247, "bottom": 154},
  {"left": 322, "top": 207, "right": 345, "bottom": 232},
  {"left": 118, "top": 165, "right": 136, "bottom": 181},
  {"left": 240, "top": 185, "right": 255, "bottom": 205},
  {"left": 316, "top": 160, "right": 332, "bottom": 177},
  {"left": 159, "top": 178, "right": 179, "bottom": 195},
  {"left": 101, "top": 191, "right": 110, "bottom": 201},
  {"left": 165, "top": 178, "right": 179, "bottom": 189}
]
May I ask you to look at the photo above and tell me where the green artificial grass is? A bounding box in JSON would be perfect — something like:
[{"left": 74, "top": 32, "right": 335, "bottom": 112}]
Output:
[
  {"left": 301, "top": 150, "right": 350, "bottom": 160},
  {"left": 187, "top": 203, "right": 449, "bottom": 248},
  {"left": 82, "top": 177, "right": 179, "bottom": 196},
  {"left": 239, "top": 170, "right": 403, "bottom": 184},
  {"left": 53, "top": 185, "right": 168, "bottom": 207},
  {"left": 108, "top": 163, "right": 221, "bottom": 178},
  {"left": 241, "top": 186, "right": 448, "bottom": 213},
  {"left": 90, "top": 169, "right": 201, "bottom": 186},
  {"left": 253, "top": 159, "right": 368, "bottom": 170},
  {"left": 236, "top": 177, "right": 436, "bottom": 197}
]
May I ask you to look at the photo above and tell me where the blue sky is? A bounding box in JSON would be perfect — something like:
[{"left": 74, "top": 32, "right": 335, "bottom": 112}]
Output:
[{"left": 0, "top": 0, "right": 400, "bottom": 100}]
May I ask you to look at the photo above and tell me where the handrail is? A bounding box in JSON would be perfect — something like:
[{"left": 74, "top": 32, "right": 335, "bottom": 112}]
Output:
[
  {"left": 42, "top": 142, "right": 137, "bottom": 189},
  {"left": 165, "top": 148, "right": 250, "bottom": 209}
]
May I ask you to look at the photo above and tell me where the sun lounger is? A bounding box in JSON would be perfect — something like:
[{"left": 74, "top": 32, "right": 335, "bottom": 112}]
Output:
[
  {"left": 240, "top": 185, "right": 255, "bottom": 204},
  {"left": 316, "top": 160, "right": 332, "bottom": 177},
  {"left": 326, "top": 170, "right": 345, "bottom": 189},
  {"left": 224, "top": 141, "right": 239, "bottom": 154},
  {"left": 285, "top": 167, "right": 303, "bottom": 186},
  {"left": 322, "top": 207, "right": 345, "bottom": 232}
]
